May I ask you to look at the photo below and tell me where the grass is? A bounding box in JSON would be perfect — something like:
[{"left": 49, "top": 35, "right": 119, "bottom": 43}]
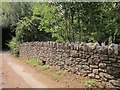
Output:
[
  {"left": 22, "top": 57, "right": 60, "bottom": 81},
  {"left": 20, "top": 58, "right": 103, "bottom": 88},
  {"left": 84, "top": 79, "right": 96, "bottom": 88}
]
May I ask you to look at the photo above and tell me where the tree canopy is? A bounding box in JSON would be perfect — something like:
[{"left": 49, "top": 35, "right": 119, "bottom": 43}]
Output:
[{"left": 1, "top": 2, "right": 120, "bottom": 45}]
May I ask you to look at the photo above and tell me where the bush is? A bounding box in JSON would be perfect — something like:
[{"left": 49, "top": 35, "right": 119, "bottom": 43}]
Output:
[
  {"left": 8, "top": 37, "right": 20, "bottom": 57},
  {"left": 84, "top": 79, "right": 96, "bottom": 88}
]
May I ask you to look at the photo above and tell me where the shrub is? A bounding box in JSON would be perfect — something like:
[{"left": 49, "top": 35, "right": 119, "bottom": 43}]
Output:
[
  {"left": 84, "top": 79, "right": 96, "bottom": 88},
  {"left": 8, "top": 37, "right": 20, "bottom": 57}
]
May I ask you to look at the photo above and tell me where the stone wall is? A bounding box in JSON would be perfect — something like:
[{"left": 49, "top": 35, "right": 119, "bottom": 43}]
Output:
[{"left": 19, "top": 41, "right": 120, "bottom": 88}]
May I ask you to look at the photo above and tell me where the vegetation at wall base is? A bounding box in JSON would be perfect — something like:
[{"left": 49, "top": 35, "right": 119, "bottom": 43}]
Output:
[{"left": 20, "top": 58, "right": 104, "bottom": 88}]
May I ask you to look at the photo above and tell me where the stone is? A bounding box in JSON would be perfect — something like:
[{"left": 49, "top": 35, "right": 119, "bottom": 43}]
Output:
[
  {"left": 82, "top": 65, "right": 90, "bottom": 70},
  {"left": 109, "top": 80, "right": 120, "bottom": 87},
  {"left": 82, "top": 44, "right": 89, "bottom": 52},
  {"left": 19, "top": 41, "right": 120, "bottom": 88},
  {"left": 93, "top": 58, "right": 100, "bottom": 65},
  {"left": 105, "top": 82, "right": 114, "bottom": 88},
  {"left": 95, "top": 75, "right": 100, "bottom": 79},
  {"left": 100, "top": 55, "right": 108, "bottom": 60},
  {"left": 118, "top": 60, "right": 120, "bottom": 63},
  {"left": 109, "top": 58, "right": 117, "bottom": 63},
  {"left": 88, "top": 73, "right": 95, "bottom": 78},
  {"left": 81, "top": 70, "right": 91, "bottom": 74},
  {"left": 104, "top": 73, "right": 114, "bottom": 80},
  {"left": 74, "top": 43, "right": 79, "bottom": 50},
  {"left": 90, "top": 65, "right": 98, "bottom": 69},
  {"left": 80, "top": 70, "right": 91, "bottom": 76},
  {"left": 93, "top": 69, "right": 99, "bottom": 75},
  {"left": 70, "top": 50, "right": 79, "bottom": 58},
  {"left": 101, "top": 46, "right": 108, "bottom": 55},
  {"left": 99, "top": 63, "right": 106, "bottom": 68},
  {"left": 108, "top": 43, "right": 118, "bottom": 55},
  {"left": 86, "top": 43, "right": 93, "bottom": 52},
  {"left": 91, "top": 43, "right": 99, "bottom": 50},
  {"left": 108, "top": 44, "right": 114, "bottom": 55},
  {"left": 76, "top": 65, "right": 82, "bottom": 68},
  {"left": 99, "top": 72, "right": 114, "bottom": 80},
  {"left": 99, "top": 72, "right": 108, "bottom": 81},
  {"left": 70, "top": 43, "right": 74, "bottom": 50},
  {"left": 102, "top": 60, "right": 111, "bottom": 64},
  {"left": 98, "top": 68, "right": 107, "bottom": 72}
]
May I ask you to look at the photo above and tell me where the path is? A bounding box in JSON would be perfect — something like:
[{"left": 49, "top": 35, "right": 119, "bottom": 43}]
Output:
[{"left": 1, "top": 52, "right": 64, "bottom": 88}]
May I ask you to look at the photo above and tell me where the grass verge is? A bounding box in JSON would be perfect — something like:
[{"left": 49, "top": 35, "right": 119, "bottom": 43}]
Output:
[
  {"left": 20, "top": 58, "right": 104, "bottom": 88},
  {"left": 22, "top": 58, "right": 60, "bottom": 81}
]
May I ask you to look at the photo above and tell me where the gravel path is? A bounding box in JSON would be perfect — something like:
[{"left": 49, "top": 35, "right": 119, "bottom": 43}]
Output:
[{"left": 1, "top": 52, "right": 63, "bottom": 88}]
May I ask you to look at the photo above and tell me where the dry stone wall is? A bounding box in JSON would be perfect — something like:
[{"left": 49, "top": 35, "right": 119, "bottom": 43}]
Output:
[{"left": 19, "top": 41, "right": 120, "bottom": 88}]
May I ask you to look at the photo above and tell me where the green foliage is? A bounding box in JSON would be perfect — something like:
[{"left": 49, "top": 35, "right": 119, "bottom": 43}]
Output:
[
  {"left": 1, "top": 2, "right": 33, "bottom": 27},
  {"left": 1, "top": 2, "right": 120, "bottom": 45},
  {"left": 23, "top": 57, "right": 44, "bottom": 66},
  {"left": 8, "top": 37, "right": 20, "bottom": 57},
  {"left": 33, "top": 2, "right": 64, "bottom": 42},
  {"left": 15, "top": 16, "right": 53, "bottom": 43},
  {"left": 22, "top": 58, "right": 60, "bottom": 80},
  {"left": 84, "top": 79, "right": 96, "bottom": 88}
]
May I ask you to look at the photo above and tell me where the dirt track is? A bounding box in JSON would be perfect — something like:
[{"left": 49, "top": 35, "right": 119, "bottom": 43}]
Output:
[{"left": 1, "top": 52, "right": 64, "bottom": 88}]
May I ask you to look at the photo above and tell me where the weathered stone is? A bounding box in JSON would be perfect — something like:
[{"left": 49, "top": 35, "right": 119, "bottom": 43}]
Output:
[
  {"left": 81, "top": 70, "right": 91, "bottom": 74},
  {"left": 93, "top": 58, "right": 100, "bottom": 65},
  {"left": 104, "top": 73, "right": 114, "bottom": 80},
  {"left": 105, "top": 82, "right": 114, "bottom": 88},
  {"left": 118, "top": 60, "right": 120, "bottom": 63},
  {"left": 108, "top": 43, "right": 118, "bottom": 55},
  {"left": 74, "top": 43, "right": 79, "bottom": 50},
  {"left": 75, "top": 65, "right": 82, "bottom": 69},
  {"left": 88, "top": 73, "right": 95, "bottom": 78},
  {"left": 70, "top": 50, "right": 79, "bottom": 58},
  {"left": 82, "top": 44, "right": 89, "bottom": 52},
  {"left": 109, "top": 58, "right": 117, "bottom": 63},
  {"left": 82, "top": 65, "right": 90, "bottom": 70},
  {"left": 99, "top": 72, "right": 108, "bottom": 81},
  {"left": 108, "top": 45, "right": 114, "bottom": 55},
  {"left": 102, "top": 60, "right": 111, "bottom": 64},
  {"left": 99, "top": 63, "right": 106, "bottom": 68},
  {"left": 90, "top": 65, "right": 98, "bottom": 69},
  {"left": 86, "top": 43, "right": 93, "bottom": 52},
  {"left": 19, "top": 41, "right": 120, "bottom": 88},
  {"left": 99, "top": 72, "right": 114, "bottom": 80},
  {"left": 101, "top": 46, "right": 108, "bottom": 55},
  {"left": 109, "top": 80, "right": 120, "bottom": 87},
  {"left": 91, "top": 43, "right": 99, "bottom": 50},
  {"left": 98, "top": 68, "right": 107, "bottom": 72},
  {"left": 93, "top": 69, "right": 99, "bottom": 75},
  {"left": 95, "top": 75, "right": 100, "bottom": 79},
  {"left": 100, "top": 55, "right": 108, "bottom": 60},
  {"left": 70, "top": 43, "right": 74, "bottom": 50}
]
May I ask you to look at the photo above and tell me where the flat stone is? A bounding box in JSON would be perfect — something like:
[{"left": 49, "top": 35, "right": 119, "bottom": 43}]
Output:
[
  {"left": 90, "top": 65, "right": 98, "bottom": 69},
  {"left": 99, "top": 72, "right": 108, "bottom": 81},
  {"left": 98, "top": 68, "right": 107, "bottom": 72},
  {"left": 105, "top": 82, "right": 114, "bottom": 88},
  {"left": 99, "top": 63, "right": 106, "bottom": 68},
  {"left": 82, "top": 65, "right": 90, "bottom": 70},
  {"left": 104, "top": 73, "right": 114, "bottom": 80},
  {"left": 99, "top": 72, "right": 114, "bottom": 80},
  {"left": 109, "top": 80, "right": 120, "bottom": 87},
  {"left": 95, "top": 75, "right": 100, "bottom": 79},
  {"left": 93, "top": 69, "right": 99, "bottom": 74},
  {"left": 88, "top": 73, "right": 95, "bottom": 78},
  {"left": 109, "top": 58, "right": 117, "bottom": 63}
]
